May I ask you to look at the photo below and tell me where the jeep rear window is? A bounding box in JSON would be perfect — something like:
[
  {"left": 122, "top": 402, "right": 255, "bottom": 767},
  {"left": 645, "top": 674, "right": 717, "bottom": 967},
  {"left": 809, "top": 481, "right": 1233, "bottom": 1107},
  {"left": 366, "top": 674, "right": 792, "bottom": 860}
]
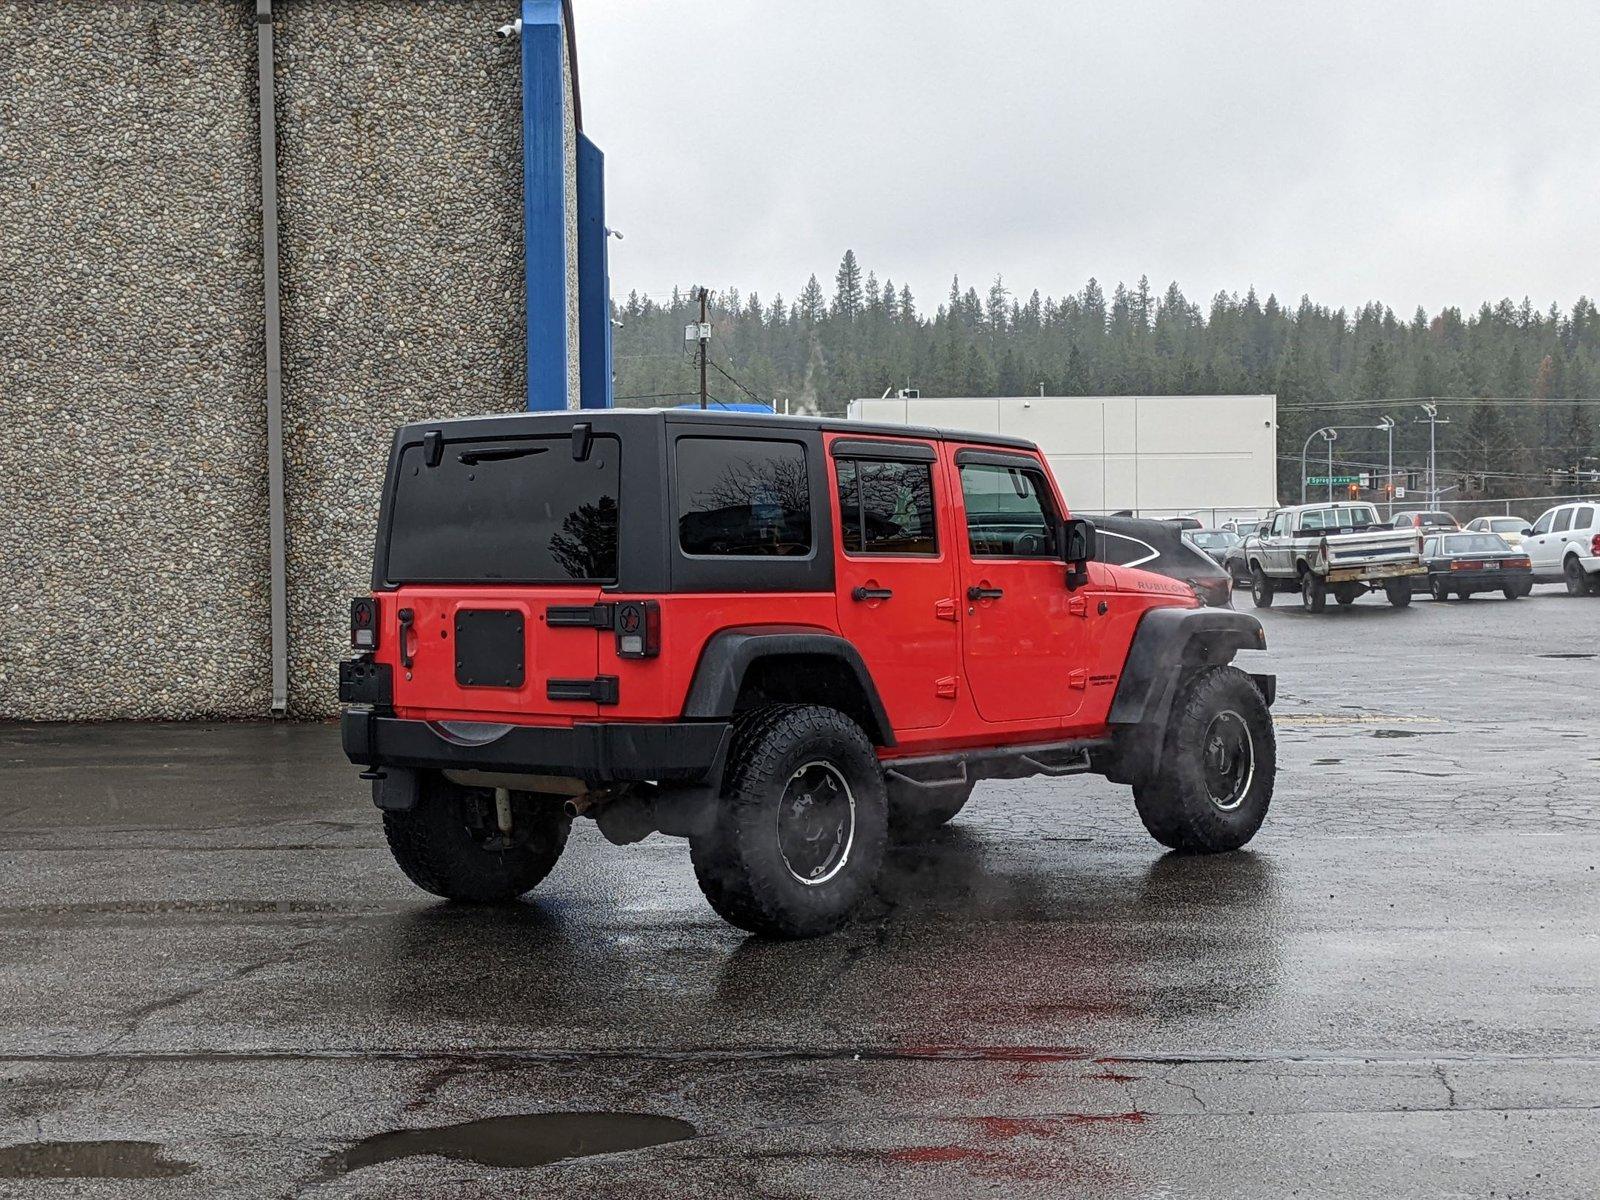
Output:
[
  {"left": 384, "top": 435, "right": 619, "bottom": 583},
  {"left": 676, "top": 437, "right": 812, "bottom": 557}
]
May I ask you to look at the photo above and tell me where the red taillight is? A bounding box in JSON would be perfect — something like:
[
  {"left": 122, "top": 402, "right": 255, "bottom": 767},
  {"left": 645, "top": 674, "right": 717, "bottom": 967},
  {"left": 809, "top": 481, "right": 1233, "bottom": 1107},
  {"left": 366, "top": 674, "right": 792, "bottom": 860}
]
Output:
[
  {"left": 350, "top": 596, "right": 378, "bottom": 650},
  {"left": 1450, "top": 560, "right": 1484, "bottom": 571},
  {"left": 613, "top": 600, "right": 660, "bottom": 659},
  {"left": 1505, "top": 557, "right": 1531, "bottom": 569},
  {"left": 1591, "top": 533, "right": 1600, "bottom": 557}
]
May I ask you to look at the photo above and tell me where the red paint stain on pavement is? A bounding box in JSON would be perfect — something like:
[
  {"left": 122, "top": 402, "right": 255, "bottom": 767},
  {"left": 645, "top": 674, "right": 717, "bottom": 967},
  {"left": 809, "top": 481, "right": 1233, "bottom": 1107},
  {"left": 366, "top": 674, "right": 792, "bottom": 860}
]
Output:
[
  {"left": 1067, "top": 1111, "right": 1148, "bottom": 1126},
  {"left": 890, "top": 1145, "right": 994, "bottom": 1165}
]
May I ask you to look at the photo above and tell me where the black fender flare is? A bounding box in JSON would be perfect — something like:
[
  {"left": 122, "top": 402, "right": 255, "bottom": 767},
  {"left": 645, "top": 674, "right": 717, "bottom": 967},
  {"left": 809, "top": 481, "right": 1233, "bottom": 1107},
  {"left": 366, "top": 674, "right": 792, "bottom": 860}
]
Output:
[
  {"left": 1108, "top": 606, "right": 1270, "bottom": 729},
  {"left": 681, "top": 626, "right": 895, "bottom": 746}
]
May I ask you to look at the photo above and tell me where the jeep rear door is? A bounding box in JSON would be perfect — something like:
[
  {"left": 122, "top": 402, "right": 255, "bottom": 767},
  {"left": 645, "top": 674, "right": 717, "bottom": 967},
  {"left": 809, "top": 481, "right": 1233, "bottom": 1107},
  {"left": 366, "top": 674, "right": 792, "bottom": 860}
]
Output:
[
  {"left": 827, "top": 437, "right": 959, "bottom": 731},
  {"left": 951, "top": 448, "right": 1087, "bottom": 723},
  {"left": 378, "top": 430, "right": 620, "bottom": 721}
]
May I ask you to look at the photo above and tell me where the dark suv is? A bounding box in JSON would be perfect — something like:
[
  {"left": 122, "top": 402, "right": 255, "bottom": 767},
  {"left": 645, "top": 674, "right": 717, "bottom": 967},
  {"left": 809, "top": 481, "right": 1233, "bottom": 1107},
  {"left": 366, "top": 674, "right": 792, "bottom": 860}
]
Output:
[{"left": 340, "top": 409, "right": 1277, "bottom": 937}]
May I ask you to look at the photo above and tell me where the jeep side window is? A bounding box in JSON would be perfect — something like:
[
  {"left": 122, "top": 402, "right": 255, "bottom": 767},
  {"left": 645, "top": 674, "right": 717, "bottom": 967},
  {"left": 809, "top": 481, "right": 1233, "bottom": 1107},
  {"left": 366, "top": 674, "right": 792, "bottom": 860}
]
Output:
[
  {"left": 676, "top": 437, "right": 812, "bottom": 557},
  {"left": 836, "top": 459, "right": 938, "bottom": 556},
  {"left": 1552, "top": 507, "right": 1574, "bottom": 534},
  {"left": 958, "top": 463, "right": 1056, "bottom": 557}
]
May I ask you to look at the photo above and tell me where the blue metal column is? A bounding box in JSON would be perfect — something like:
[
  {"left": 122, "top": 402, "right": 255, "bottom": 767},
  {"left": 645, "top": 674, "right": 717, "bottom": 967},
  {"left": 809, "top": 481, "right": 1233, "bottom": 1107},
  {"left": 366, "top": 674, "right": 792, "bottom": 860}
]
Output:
[
  {"left": 575, "top": 132, "right": 613, "bottom": 409},
  {"left": 520, "top": 0, "right": 569, "bottom": 411}
]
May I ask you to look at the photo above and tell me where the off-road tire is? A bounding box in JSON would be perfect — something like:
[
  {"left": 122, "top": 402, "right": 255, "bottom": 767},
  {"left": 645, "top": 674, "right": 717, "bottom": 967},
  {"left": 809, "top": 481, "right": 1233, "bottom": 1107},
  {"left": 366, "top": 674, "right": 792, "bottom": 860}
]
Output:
[
  {"left": 1300, "top": 571, "right": 1327, "bottom": 613},
  {"left": 689, "top": 704, "right": 888, "bottom": 938},
  {"left": 1429, "top": 577, "right": 1449, "bottom": 601},
  {"left": 887, "top": 779, "right": 974, "bottom": 839},
  {"left": 1250, "top": 565, "right": 1273, "bottom": 609},
  {"left": 1132, "top": 665, "right": 1275, "bottom": 854},
  {"left": 383, "top": 772, "right": 570, "bottom": 903},
  {"left": 1385, "top": 580, "right": 1413, "bottom": 607},
  {"left": 1565, "top": 556, "right": 1595, "bottom": 596}
]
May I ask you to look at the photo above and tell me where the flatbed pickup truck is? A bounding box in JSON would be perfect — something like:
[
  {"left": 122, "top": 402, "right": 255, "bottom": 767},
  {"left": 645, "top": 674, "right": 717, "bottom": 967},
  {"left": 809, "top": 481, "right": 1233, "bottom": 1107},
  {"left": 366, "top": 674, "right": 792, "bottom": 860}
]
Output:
[{"left": 1243, "top": 502, "right": 1424, "bottom": 611}]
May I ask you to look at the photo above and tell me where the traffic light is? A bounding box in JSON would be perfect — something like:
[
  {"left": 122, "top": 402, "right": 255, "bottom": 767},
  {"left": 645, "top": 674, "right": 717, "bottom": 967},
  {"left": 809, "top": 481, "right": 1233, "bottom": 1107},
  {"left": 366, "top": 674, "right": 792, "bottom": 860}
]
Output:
[{"left": 1347, "top": 482, "right": 1360, "bottom": 499}]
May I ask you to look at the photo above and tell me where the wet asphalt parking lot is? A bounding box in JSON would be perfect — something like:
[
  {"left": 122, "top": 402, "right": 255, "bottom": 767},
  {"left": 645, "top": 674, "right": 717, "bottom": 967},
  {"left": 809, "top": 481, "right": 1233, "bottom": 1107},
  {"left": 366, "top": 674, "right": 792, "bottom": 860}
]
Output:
[{"left": 2, "top": 586, "right": 1598, "bottom": 1198}]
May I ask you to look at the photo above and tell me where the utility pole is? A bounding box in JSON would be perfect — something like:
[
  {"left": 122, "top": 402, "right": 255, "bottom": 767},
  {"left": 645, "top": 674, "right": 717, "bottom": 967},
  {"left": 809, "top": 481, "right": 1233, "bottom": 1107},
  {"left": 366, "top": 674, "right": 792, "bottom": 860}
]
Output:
[
  {"left": 1416, "top": 402, "right": 1449, "bottom": 507},
  {"left": 1327, "top": 433, "right": 1335, "bottom": 502},
  {"left": 696, "top": 287, "right": 709, "bottom": 410}
]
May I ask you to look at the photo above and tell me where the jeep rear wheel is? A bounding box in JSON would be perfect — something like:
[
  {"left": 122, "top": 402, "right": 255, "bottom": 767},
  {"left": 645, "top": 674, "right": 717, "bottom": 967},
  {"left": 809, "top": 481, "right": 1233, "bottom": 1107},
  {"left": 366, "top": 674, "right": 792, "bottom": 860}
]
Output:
[
  {"left": 690, "top": 704, "right": 888, "bottom": 938},
  {"left": 383, "top": 772, "right": 570, "bottom": 903},
  {"left": 1133, "top": 665, "right": 1275, "bottom": 854},
  {"left": 1249, "top": 565, "right": 1273, "bottom": 608},
  {"left": 887, "top": 779, "right": 974, "bottom": 839}
]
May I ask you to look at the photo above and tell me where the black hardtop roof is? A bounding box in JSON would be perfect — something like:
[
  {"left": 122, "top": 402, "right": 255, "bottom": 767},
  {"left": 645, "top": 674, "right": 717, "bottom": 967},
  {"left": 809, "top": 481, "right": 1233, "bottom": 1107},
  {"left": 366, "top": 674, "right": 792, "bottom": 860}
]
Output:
[{"left": 393, "top": 406, "right": 1038, "bottom": 452}]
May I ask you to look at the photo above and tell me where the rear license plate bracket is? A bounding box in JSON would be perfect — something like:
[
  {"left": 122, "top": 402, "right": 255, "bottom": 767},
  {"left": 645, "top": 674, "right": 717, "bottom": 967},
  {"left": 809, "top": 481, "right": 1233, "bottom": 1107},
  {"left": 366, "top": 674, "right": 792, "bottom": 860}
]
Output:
[{"left": 454, "top": 609, "right": 526, "bottom": 688}]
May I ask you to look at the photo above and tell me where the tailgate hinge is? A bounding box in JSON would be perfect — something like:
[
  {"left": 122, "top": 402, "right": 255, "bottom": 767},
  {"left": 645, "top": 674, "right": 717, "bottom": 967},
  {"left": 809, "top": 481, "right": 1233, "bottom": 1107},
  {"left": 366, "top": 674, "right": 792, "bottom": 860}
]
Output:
[
  {"left": 546, "top": 603, "right": 615, "bottom": 628},
  {"left": 547, "top": 676, "right": 620, "bottom": 705}
]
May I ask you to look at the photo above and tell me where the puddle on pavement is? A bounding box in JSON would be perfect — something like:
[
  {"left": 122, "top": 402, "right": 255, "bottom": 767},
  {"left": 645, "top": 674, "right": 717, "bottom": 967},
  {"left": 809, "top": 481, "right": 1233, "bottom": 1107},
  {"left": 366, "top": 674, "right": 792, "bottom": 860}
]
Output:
[
  {"left": 1312, "top": 757, "right": 1342, "bottom": 765},
  {"left": 1370, "top": 728, "right": 1444, "bottom": 739},
  {"left": 1538, "top": 652, "right": 1595, "bottom": 659},
  {"left": 0, "top": 1140, "right": 195, "bottom": 1179},
  {"left": 324, "top": 1112, "right": 696, "bottom": 1176}
]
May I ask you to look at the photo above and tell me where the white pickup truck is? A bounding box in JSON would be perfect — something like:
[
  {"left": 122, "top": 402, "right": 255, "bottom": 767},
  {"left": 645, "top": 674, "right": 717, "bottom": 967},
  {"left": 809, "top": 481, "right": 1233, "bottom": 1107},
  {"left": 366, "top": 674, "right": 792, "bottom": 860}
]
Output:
[{"left": 1242, "top": 502, "right": 1425, "bottom": 611}]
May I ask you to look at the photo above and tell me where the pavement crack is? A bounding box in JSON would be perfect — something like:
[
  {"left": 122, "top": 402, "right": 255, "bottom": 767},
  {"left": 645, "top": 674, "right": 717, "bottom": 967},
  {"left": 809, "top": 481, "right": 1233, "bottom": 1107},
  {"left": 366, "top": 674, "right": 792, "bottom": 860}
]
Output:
[{"left": 1434, "top": 1063, "right": 1459, "bottom": 1109}]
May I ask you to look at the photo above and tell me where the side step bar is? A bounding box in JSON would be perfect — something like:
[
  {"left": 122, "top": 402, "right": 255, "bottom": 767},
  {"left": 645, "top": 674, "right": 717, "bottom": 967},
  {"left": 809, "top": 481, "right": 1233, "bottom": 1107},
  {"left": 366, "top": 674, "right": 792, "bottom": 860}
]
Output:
[{"left": 882, "top": 737, "right": 1111, "bottom": 790}]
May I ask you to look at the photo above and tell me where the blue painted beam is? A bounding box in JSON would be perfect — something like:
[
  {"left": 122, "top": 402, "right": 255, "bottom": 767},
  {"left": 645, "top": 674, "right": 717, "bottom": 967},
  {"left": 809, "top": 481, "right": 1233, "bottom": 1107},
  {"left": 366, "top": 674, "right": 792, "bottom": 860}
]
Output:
[
  {"left": 520, "top": 0, "right": 568, "bottom": 411},
  {"left": 575, "top": 132, "right": 612, "bottom": 409}
]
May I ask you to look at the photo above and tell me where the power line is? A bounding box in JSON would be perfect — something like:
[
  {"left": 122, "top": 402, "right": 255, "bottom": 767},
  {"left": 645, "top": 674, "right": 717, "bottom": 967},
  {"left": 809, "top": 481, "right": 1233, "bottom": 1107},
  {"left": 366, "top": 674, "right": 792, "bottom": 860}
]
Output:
[{"left": 1281, "top": 395, "right": 1600, "bottom": 412}]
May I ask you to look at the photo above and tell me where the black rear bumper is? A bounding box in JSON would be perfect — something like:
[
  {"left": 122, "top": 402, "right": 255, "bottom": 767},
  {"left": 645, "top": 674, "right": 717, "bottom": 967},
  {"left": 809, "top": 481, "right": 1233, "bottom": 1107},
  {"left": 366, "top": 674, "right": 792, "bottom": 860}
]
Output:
[{"left": 341, "top": 709, "right": 730, "bottom": 785}]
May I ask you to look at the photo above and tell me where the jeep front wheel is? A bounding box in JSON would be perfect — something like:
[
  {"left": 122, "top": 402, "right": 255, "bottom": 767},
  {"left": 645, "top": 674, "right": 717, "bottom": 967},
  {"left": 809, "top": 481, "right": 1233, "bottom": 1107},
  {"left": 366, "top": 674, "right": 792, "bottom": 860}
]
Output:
[
  {"left": 690, "top": 704, "right": 888, "bottom": 938},
  {"left": 383, "top": 772, "right": 570, "bottom": 903},
  {"left": 1133, "top": 665, "right": 1275, "bottom": 853}
]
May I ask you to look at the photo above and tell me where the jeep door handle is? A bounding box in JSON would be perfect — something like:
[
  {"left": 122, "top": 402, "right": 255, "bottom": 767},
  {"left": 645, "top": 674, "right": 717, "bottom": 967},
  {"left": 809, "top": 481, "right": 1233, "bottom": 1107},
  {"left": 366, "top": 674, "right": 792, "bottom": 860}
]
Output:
[
  {"left": 851, "top": 586, "right": 893, "bottom": 602},
  {"left": 967, "top": 585, "right": 1004, "bottom": 601},
  {"left": 397, "top": 608, "right": 415, "bottom": 668}
]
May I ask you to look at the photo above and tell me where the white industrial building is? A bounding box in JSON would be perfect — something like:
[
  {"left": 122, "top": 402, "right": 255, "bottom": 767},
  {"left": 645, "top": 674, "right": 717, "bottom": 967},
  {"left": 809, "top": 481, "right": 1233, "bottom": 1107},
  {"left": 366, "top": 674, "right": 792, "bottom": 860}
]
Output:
[{"left": 848, "top": 394, "right": 1280, "bottom": 524}]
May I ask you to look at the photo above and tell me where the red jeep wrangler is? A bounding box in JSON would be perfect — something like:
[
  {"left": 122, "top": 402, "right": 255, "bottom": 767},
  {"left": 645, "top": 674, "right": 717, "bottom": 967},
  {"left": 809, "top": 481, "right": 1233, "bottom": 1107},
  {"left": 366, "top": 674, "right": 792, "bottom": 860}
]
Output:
[{"left": 341, "top": 410, "right": 1276, "bottom": 937}]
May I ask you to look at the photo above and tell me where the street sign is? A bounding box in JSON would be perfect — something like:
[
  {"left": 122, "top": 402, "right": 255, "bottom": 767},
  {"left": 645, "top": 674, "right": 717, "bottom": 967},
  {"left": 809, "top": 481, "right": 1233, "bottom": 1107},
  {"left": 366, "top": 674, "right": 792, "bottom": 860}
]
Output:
[
  {"left": 1308, "top": 474, "right": 1362, "bottom": 486},
  {"left": 1395, "top": 486, "right": 1406, "bottom": 499}
]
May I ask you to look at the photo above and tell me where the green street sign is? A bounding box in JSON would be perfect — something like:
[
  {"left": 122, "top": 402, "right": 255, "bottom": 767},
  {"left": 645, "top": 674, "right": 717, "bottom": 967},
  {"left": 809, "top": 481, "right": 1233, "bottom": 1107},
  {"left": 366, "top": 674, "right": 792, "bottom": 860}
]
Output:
[{"left": 1308, "top": 474, "right": 1362, "bottom": 485}]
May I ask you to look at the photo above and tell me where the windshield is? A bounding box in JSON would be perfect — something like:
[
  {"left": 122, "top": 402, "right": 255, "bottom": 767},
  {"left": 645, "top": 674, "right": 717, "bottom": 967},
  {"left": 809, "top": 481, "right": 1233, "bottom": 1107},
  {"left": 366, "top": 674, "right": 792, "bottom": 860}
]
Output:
[
  {"left": 1444, "top": 533, "right": 1512, "bottom": 554},
  {"left": 1488, "top": 518, "right": 1524, "bottom": 532},
  {"left": 1188, "top": 531, "right": 1239, "bottom": 548},
  {"left": 384, "top": 435, "right": 620, "bottom": 583},
  {"left": 1420, "top": 512, "right": 1457, "bottom": 526}
]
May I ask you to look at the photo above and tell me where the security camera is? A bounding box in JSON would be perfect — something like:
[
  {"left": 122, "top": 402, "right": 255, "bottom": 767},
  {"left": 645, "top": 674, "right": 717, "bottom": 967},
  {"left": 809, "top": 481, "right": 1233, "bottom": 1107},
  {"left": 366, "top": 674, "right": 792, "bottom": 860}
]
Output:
[{"left": 494, "top": 18, "right": 522, "bottom": 40}]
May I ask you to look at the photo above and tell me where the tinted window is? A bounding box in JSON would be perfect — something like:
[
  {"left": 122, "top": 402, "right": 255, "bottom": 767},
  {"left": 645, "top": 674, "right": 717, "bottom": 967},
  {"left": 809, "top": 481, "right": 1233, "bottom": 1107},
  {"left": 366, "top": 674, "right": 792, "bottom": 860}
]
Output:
[
  {"left": 1099, "top": 531, "right": 1158, "bottom": 566},
  {"left": 959, "top": 463, "right": 1056, "bottom": 557},
  {"left": 1422, "top": 537, "right": 1439, "bottom": 556},
  {"left": 677, "top": 438, "right": 811, "bottom": 556},
  {"left": 1552, "top": 508, "right": 1574, "bottom": 534},
  {"left": 1422, "top": 512, "right": 1456, "bottom": 527},
  {"left": 836, "top": 458, "right": 938, "bottom": 555},
  {"left": 1531, "top": 510, "right": 1554, "bottom": 535},
  {"left": 1575, "top": 506, "right": 1595, "bottom": 528},
  {"left": 386, "top": 435, "right": 620, "bottom": 583}
]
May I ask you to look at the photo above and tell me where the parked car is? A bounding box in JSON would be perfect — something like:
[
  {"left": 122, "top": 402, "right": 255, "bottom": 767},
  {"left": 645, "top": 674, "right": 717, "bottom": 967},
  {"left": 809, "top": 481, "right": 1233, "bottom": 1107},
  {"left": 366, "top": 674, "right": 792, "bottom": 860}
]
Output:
[
  {"left": 1523, "top": 501, "right": 1600, "bottom": 595},
  {"left": 338, "top": 408, "right": 1277, "bottom": 938},
  {"left": 1392, "top": 510, "right": 1460, "bottom": 532},
  {"left": 1463, "top": 515, "right": 1532, "bottom": 550},
  {"left": 1418, "top": 532, "right": 1533, "bottom": 601},
  {"left": 1163, "top": 515, "right": 1204, "bottom": 530},
  {"left": 1185, "top": 528, "right": 1242, "bottom": 567},
  {"left": 1098, "top": 515, "right": 1233, "bottom": 607},
  {"left": 1243, "top": 502, "right": 1425, "bottom": 611}
]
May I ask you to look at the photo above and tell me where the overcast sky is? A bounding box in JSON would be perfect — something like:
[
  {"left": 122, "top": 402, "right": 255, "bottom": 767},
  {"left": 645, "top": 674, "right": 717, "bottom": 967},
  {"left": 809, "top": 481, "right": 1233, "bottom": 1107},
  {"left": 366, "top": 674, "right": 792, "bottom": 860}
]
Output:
[{"left": 578, "top": 1, "right": 1598, "bottom": 319}]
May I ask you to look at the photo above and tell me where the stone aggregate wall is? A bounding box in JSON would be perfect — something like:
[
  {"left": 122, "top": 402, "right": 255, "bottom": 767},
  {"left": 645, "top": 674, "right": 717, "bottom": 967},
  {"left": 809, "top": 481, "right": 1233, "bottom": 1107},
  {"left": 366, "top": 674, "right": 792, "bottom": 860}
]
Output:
[{"left": 0, "top": 1, "right": 577, "bottom": 719}]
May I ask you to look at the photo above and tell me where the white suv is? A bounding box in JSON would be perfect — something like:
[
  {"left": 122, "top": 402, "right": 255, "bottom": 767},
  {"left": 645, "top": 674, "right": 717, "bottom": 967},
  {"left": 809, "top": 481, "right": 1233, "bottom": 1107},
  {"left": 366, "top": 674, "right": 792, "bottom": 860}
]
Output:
[{"left": 1524, "top": 502, "right": 1600, "bottom": 594}]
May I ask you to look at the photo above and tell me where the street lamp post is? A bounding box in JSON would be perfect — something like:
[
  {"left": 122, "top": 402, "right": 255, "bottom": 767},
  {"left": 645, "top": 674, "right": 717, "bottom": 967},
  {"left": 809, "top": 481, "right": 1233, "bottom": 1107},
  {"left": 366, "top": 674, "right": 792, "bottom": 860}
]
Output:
[
  {"left": 1377, "top": 416, "right": 1396, "bottom": 518},
  {"left": 1300, "top": 426, "right": 1335, "bottom": 503}
]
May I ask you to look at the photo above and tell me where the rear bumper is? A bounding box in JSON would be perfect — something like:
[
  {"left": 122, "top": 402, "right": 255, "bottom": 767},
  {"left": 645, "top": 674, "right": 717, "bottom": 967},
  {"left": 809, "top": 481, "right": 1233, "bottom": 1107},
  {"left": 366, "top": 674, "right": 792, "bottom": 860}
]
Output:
[
  {"left": 341, "top": 709, "right": 731, "bottom": 785},
  {"left": 1433, "top": 568, "right": 1533, "bottom": 590},
  {"left": 1325, "top": 561, "right": 1426, "bottom": 584}
]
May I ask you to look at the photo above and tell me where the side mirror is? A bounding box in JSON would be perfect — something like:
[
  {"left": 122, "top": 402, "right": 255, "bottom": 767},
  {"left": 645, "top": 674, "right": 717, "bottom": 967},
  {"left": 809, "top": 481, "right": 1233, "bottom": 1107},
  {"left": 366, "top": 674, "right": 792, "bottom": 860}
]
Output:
[
  {"left": 1058, "top": 517, "right": 1096, "bottom": 589},
  {"left": 1521, "top": 527, "right": 1534, "bottom": 537}
]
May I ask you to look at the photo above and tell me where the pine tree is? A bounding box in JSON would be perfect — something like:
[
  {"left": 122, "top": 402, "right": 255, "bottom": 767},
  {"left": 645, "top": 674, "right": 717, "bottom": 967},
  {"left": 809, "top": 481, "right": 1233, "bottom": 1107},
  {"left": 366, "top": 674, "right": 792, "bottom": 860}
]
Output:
[
  {"left": 898, "top": 284, "right": 916, "bottom": 324},
  {"left": 832, "top": 250, "right": 863, "bottom": 320},
  {"left": 798, "top": 275, "right": 825, "bottom": 324}
]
